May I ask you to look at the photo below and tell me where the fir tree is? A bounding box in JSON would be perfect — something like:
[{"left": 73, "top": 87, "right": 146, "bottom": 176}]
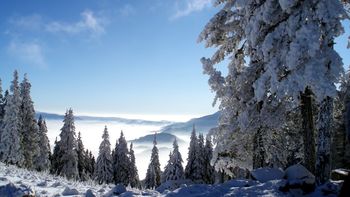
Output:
[
  {"left": 162, "top": 139, "right": 184, "bottom": 182},
  {"left": 199, "top": 0, "right": 347, "bottom": 182},
  {"left": 128, "top": 143, "right": 140, "bottom": 188},
  {"left": 197, "top": 133, "right": 205, "bottom": 182},
  {"left": 185, "top": 125, "right": 200, "bottom": 181},
  {"left": 145, "top": 133, "right": 161, "bottom": 189},
  {"left": 0, "top": 70, "right": 24, "bottom": 166},
  {"left": 58, "top": 109, "right": 79, "bottom": 180},
  {"left": 20, "top": 74, "right": 40, "bottom": 169},
  {"left": 203, "top": 134, "right": 214, "bottom": 184},
  {"left": 0, "top": 79, "right": 4, "bottom": 143},
  {"left": 95, "top": 126, "right": 113, "bottom": 184},
  {"left": 0, "top": 78, "right": 4, "bottom": 125},
  {"left": 77, "top": 131, "right": 88, "bottom": 181},
  {"left": 36, "top": 115, "right": 51, "bottom": 171},
  {"left": 112, "top": 131, "right": 130, "bottom": 185},
  {"left": 90, "top": 151, "right": 95, "bottom": 177},
  {"left": 50, "top": 137, "right": 62, "bottom": 175}
]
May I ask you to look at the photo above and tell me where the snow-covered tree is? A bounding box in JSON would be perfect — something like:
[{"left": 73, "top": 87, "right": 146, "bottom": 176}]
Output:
[
  {"left": 50, "top": 137, "right": 62, "bottom": 175},
  {"left": 95, "top": 126, "right": 113, "bottom": 184},
  {"left": 199, "top": 0, "right": 347, "bottom": 183},
  {"left": 0, "top": 78, "right": 4, "bottom": 141},
  {"left": 145, "top": 133, "right": 161, "bottom": 189},
  {"left": 185, "top": 125, "right": 201, "bottom": 182},
  {"left": 87, "top": 150, "right": 95, "bottom": 178},
  {"left": 0, "top": 70, "right": 24, "bottom": 166},
  {"left": 35, "top": 115, "right": 51, "bottom": 171},
  {"left": 58, "top": 109, "right": 79, "bottom": 180},
  {"left": 162, "top": 139, "right": 184, "bottom": 182},
  {"left": 197, "top": 133, "right": 206, "bottom": 181},
  {"left": 112, "top": 131, "right": 130, "bottom": 186},
  {"left": 203, "top": 134, "right": 214, "bottom": 184},
  {"left": 128, "top": 143, "right": 140, "bottom": 188},
  {"left": 20, "top": 74, "right": 40, "bottom": 169},
  {"left": 0, "top": 78, "right": 4, "bottom": 126},
  {"left": 77, "top": 131, "right": 88, "bottom": 181},
  {"left": 332, "top": 73, "right": 350, "bottom": 169}
]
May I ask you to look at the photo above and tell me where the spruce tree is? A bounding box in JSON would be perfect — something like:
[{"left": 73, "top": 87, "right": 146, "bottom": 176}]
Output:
[
  {"left": 0, "top": 78, "right": 4, "bottom": 126},
  {"left": 36, "top": 115, "right": 51, "bottom": 171},
  {"left": 162, "top": 139, "right": 184, "bottom": 182},
  {"left": 59, "top": 109, "right": 79, "bottom": 180},
  {"left": 199, "top": 0, "right": 347, "bottom": 182},
  {"left": 95, "top": 126, "right": 113, "bottom": 184},
  {"left": 196, "top": 133, "right": 205, "bottom": 182},
  {"left": 50, "top": 137, "right": 62, "bottom": 174},
  {"left": 20, "top": 74, "right": 40, "bottom": 169},
  {"left": 0, "top": 70, "right": 24, "bottom": 166},
  {"left": 0, "top": 79, "right": 4, "bottom": 143},
  {"left": 185, "top": 125, "right": 199, "bottom": 181},
  {"left": 77, "top": 131, "right": 88, "bottom": 181},
  {"left": 112, "top": 131, "right": 130, "bottom": 185},
  {"left": 90, "top": 151, "right": 95, "bottom": 177},
  {"left": 85, "top": 150, "right": 96, "bottom": 178},
  {"left": 145, "top": 134, "right": 161, "bottom": 189},
  {"left": 128, "top": 143, "right": 140, "bottom": 188},
  {"left": 203, "top": 134, "right": 214, "bottom": 184}
]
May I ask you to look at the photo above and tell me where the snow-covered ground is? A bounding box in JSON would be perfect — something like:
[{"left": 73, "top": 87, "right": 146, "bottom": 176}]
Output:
[{"left": 0, "top": 162, "right": 342, "bottom": 196}]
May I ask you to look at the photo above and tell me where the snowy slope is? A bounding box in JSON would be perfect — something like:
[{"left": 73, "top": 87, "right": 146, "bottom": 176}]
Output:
[
  {"left": 0, "top": 162, "right": 341, "bottom": 197},
  {"left": 130, "top": 133, "right": 184, "bottom": 144},
  {"left": 160, "top": 112, "right": 220, "bottom": 135}
]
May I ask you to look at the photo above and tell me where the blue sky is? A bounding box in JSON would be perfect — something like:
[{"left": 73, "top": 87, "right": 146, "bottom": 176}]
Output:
[
  {"left": 0, "top": 0, "right": 220, "bottom": 120},
  {"left": 0, "top": 0, "right": 349, "bottom": 121}
]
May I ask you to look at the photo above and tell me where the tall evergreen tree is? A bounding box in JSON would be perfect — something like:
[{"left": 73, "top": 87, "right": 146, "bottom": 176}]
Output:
[
  {"left": 95, "top": 126, "right": 113, "bottom": 184},
  {"left": 20, "top": 74, "right": 40, "bottom": 169},
  {"left": 0, "top": 78, "right": 4, "bottom": 143},
  {"left": 185, "top": 125, "right": 200, "bottom": 181},
  {"left": 0, "top": 78, "right": 4, "bottom": 126},
  {"left": 59, "top": 109, "right": 79, "bottom": 180},
  {"left": 128, "top": 143, "right": 140, "bottom": 188},
  {"left": 145, "top": 133, "right": 161, "bottom": 189},
  {"left": 162, "top": 139, "right": 184, "bottom": 182},
  {"left": 77, "top": 131, "right": 88, "bottom": 181},
  {"left": 199, "top": 0, "right": 347, "bottom": 183},
  {"left": 203, "top": 134, "right": 214, "bottom": 184},
  {"left": 0, "top": 70, "right": 24, "bottom": 166},
  {"left": 197, "top": 133, "right": 206, "bottom": 182},
  {"left": 87, "top": 150, "right": 95, "bottom": 178},
  {"left": 50, "top": 137, "right": 62, "bottom": 174},
  {"left": 36, "top": 115, "right": 51, "bottom": 171},
  {"left": 112, "top": 131, "right": 130, "bottom": 185}
]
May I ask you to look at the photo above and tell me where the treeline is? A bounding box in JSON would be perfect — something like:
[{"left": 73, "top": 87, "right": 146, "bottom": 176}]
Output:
[
  {"left": 0, "top": 70, "right": 216, "bottom": 188},
  {"left": 0, "top": 70, "right": 51, "bottom": 171}
]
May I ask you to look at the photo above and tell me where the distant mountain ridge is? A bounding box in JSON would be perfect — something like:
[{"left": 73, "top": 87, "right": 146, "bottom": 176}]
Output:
[
  {"left": 160, "top": 112, "right": 220, "bottom": 134},
  {"left": 35, "top": 112, "right": 173, "bottom": 126},
  {"left": 129, "top": 133, "right": 184, "bottom": 144}
]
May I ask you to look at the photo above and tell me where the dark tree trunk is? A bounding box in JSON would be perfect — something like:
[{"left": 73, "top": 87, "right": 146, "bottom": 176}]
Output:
[
  {"left": 316, "top": 96, "right": 333, "bottom": 184},
  {"left": 300, "top": 88, "right": 316, "bottom": 174},
  {"left": 253, "top": 128, "right": 265, "bottom": 169}
]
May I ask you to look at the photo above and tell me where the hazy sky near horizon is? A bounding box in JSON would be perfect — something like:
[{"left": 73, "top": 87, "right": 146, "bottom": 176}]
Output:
[{"left": 0, "top": 0, "right": 349, "bottom": 121}]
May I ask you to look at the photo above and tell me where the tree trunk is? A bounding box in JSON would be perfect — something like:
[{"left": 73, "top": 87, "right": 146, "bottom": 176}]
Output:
[
  {"left": 253, "top": 127, "right": 265, "bottom": 169},
  {"left": 300, "top": 88, "right": 316, "bottom": 174},
  {"left": 316, "top": 96, "right": 333, "bottom": 184}
]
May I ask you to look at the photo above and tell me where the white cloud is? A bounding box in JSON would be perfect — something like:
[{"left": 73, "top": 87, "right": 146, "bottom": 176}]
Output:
[
  {"left": 172, "top": 0, "right": 213, "bottom": 19},
  {"left": 7, "top": 41, "right": 47, "bottom": 68},
  {"left": 45, "top": 10, "right": 105, "bottom": 36}
]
